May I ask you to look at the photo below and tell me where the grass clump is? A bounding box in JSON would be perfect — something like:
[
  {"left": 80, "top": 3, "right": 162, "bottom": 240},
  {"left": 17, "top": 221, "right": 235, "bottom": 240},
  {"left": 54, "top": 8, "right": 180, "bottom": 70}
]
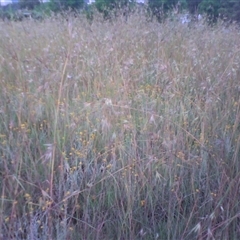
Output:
[{"left": 0, "top": 12, "right": 240, "bottom": 239}]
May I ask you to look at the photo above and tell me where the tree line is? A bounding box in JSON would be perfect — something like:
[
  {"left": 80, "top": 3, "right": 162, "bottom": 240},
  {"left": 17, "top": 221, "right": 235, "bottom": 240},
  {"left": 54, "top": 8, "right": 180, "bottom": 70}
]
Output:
[{"left": 1, "top": 0, "right": 240, "bottom": 23}]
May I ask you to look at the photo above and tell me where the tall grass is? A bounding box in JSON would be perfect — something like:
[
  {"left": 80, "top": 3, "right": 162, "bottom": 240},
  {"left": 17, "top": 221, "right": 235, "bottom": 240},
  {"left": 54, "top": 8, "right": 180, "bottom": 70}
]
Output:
[{"left": 0, "top": 12, "right": 240, "bottom": 239}]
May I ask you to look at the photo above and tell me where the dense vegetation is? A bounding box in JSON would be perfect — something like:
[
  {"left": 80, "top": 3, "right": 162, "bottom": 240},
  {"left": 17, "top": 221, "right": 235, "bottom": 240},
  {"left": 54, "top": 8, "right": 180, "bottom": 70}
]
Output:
[
  {"left": 1, "top": 0, "right": 240, "bottom": 23},
  {"left": 0, "top": 11, "right": 240, "bottom": 239}
]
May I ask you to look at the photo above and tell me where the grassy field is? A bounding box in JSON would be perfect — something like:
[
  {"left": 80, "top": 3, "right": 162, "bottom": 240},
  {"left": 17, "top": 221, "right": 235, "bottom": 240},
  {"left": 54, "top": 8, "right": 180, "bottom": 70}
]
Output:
[{"left": 0, "top": 12, "right": 240, "bottom": 239}]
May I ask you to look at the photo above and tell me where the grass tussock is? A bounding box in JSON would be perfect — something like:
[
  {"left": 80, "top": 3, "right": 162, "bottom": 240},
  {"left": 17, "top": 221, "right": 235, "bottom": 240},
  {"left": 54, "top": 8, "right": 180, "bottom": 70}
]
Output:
[{"left": 0, "top": 12, "right": 240, "bottom": 240}]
